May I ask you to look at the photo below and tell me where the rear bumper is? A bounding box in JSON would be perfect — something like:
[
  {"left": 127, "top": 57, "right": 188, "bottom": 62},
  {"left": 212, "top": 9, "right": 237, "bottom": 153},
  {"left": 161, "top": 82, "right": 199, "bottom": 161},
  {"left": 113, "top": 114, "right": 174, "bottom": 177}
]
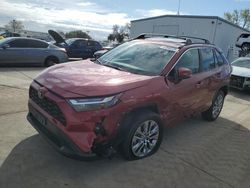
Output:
[{"left": 27, "top": 112, "right": 97, "bottom": 160}]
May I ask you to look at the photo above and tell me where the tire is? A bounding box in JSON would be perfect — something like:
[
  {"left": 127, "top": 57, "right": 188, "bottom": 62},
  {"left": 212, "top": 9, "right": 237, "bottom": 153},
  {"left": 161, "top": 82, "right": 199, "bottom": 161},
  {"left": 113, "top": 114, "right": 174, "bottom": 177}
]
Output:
[
  {"left": 121, "top": 111, "right": 163, "bottom": 160},
  {"left": 202, "top": 90, "right": 225, "bottom": 121},
  {"left": 241, "top": 43, "right": 250, "bottom": 51},
  {"left": 45, "top": 57, "right": 59, "bottom": 67}
]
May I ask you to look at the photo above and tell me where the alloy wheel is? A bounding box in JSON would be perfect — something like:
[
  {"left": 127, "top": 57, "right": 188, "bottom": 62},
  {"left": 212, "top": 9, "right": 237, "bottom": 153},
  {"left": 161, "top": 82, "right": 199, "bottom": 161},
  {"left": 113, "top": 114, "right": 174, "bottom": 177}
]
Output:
[
  {"left": 242, "top": 44, "right": 250, "bottom": 51},
  {"left": 131, "top": 120, "right": 160, "bottom": 157},
  {"left": 212, "top": 94, "right": 224, "bottom": 118}
]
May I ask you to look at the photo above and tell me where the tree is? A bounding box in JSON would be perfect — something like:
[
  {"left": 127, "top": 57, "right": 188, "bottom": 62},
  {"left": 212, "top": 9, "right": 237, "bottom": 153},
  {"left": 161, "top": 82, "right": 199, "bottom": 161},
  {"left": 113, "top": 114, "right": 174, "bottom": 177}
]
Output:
[
  {"left": 112, "top": 25, "right": 119, "bottom": 35},
  {"left": 241, "top": 9, "right": 250, "bottom": 29},
  {"left": 65, "top": 30, "right": 91, "bottom": 39},
  {"left": 107, "top": 23, "right": 131, "bottom": 43},
  {"left": 107, "top": 34, "right": 115, "bottom": 41},
  {"left": 224, "top": 9, "right": 250, "bottom": 29},
  {"left": 5, "top": 20, "right": 24, "bottom": 32}
]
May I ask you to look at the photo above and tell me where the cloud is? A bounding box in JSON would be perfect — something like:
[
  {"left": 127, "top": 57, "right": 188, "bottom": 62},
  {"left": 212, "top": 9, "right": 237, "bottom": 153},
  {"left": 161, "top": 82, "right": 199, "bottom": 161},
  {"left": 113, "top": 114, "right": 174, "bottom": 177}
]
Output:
[
  {"left": 136, "top": 9, "right": 178, "bottom": 17},
  {"left": 77, "top": 2, "right": 95, "bottom": 7},
  {"left": 0, "top": 0, "right": 132, "bottom": 40}
]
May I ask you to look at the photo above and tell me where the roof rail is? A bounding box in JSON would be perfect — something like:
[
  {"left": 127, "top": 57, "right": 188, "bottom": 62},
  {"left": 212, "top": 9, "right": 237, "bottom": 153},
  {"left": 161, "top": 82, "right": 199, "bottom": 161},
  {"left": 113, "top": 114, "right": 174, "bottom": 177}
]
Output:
[
  {"left": 179, "top": 35, "right": 210, "bottom": 44},
  {"left": 134, "top": 33, "right": 210, "bottom": 45}
]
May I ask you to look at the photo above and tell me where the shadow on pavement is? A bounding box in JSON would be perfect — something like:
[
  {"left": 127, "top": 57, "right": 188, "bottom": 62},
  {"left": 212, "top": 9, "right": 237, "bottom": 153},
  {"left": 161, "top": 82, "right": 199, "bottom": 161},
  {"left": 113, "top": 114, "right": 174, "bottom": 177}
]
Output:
[
  {"left": 1, "top": 117, "right": 250, "bottom": 188},
  {"left": 229, "top": 88, "right": 250, "bottom": 102}
]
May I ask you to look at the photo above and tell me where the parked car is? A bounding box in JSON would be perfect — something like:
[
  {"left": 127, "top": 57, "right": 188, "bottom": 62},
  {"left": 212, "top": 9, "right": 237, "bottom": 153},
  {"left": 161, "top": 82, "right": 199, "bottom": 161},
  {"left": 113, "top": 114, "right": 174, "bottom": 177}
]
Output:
[
  {"left": 93, "top": 43, "right": 120, "bottom": 59},
  {"left": 93, "top": 49, "right": 108, "bottom": 59},
  {"left": 230, "top": 57, "right": 250, "bottom": 90},
  {"left": 0, "top": 31, "right": 21, "bottom": 38},
  {"left": 0, "top": 37, "right": 68, "bottom": 66},
  {"left": 236, "top": 33, "right": 250, "bottom": 51},
  {"left": 49, "top": 30, "right": 102, "bottom": 59},
  {"left": 27, "top": 34, "right": 231, "bottom": 161}
]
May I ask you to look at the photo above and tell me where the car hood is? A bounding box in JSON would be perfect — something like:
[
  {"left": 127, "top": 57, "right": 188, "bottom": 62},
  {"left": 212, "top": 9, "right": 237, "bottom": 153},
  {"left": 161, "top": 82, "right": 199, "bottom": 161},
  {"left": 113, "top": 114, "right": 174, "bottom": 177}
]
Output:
[
  {"left": 232, "top": 66, "right": 250, "bottom": 77},
  {"left": 35, "top": 60, "right": 155, "bottom": 97},
  {"left": 48, "top": 30, "right": 65, "bottom": 44}
]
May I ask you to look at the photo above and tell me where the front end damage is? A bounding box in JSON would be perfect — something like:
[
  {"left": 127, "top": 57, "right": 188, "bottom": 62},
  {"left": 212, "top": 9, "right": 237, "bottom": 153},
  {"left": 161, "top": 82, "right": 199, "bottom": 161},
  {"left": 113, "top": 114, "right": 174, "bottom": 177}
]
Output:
[
  {"left": 27, "top": 82, "right": 124, "bottom": 160},
  {"left": 27, "top": 103, "right": 120, "bottom": 160}
]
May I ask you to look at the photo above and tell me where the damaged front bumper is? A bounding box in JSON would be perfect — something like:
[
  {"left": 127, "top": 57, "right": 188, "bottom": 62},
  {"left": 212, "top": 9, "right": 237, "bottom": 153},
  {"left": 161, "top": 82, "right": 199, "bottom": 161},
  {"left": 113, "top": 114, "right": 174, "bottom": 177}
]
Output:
[{"left": 27, "top": 112, "right": 98, "bottom": 160}]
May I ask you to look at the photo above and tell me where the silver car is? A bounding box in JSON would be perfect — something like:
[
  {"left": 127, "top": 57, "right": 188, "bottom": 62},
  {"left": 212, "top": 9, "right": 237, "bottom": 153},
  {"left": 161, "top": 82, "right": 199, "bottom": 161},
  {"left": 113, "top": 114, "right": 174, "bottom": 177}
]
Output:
[
  {"left": 0, "top": 37, "right": 68, "bottom": 66},
  {"left": 230, "top": 57, "right": 250, "bottom": 90}
]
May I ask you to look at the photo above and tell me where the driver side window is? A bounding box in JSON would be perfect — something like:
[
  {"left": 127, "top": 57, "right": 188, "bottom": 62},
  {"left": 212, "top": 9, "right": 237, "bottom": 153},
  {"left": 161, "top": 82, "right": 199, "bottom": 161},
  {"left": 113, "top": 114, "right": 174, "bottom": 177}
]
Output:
[{"left": 169, "top": 48, "right": 200, "bottom": 78}]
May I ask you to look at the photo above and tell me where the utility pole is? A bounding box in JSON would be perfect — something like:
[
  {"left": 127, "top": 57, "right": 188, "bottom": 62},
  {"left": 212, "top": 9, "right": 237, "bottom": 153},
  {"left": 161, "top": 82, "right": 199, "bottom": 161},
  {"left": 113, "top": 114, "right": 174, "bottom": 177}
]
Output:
[
  {"left": 13, "top": 19, "right": 16, "bottom": 33},
  {"left": 177, "top": 0, "right": 181, "bottom": 15}
]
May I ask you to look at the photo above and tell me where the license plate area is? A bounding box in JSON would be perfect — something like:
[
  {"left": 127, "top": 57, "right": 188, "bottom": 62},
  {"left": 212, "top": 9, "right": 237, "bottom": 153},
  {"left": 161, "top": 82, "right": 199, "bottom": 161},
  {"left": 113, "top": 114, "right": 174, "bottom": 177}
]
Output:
[{"left": 30, "top": 107, "right": 47, "bottom": 126}]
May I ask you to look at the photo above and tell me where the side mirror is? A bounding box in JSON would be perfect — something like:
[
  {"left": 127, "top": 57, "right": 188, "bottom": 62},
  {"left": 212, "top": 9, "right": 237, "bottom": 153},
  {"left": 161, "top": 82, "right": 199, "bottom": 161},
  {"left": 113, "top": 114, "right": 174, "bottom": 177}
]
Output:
[
  {"left": 178, "top": 67, "right": 192, "bottom": 80},
  {"left": 2, "top": 44, "right": 10, "bottom": 49}
]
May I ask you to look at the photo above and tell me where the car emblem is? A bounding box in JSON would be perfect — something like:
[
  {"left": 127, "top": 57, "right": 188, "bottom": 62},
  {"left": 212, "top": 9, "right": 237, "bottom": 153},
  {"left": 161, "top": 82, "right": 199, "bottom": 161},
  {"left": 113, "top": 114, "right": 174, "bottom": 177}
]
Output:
[{"left": 38, "top": 88, "right": 45, "bottom": 99}]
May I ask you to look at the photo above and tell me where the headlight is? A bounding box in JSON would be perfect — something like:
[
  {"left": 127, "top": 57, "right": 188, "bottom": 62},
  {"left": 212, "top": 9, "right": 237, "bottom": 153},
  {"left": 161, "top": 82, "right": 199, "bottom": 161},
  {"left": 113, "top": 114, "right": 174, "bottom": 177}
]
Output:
[{"left": 68, "top": 94, "right": 121, "bottom": 112}]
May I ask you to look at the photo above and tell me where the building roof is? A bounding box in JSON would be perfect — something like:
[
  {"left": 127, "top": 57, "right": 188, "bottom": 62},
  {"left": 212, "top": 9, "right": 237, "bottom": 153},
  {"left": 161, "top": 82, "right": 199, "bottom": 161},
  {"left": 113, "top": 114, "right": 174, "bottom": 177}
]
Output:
[{"left": 131, "top": 15, "right": 250, "bottom": 33}]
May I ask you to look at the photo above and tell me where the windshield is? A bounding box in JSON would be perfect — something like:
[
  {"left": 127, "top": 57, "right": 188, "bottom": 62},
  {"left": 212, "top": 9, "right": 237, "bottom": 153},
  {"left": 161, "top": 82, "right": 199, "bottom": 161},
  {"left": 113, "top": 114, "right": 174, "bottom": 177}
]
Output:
[
  {"left": 232, "top": 59, "right": 250, "bottom": 69},
  {"left": 98, "top": 40, "right": 176, "bottom": 75}
]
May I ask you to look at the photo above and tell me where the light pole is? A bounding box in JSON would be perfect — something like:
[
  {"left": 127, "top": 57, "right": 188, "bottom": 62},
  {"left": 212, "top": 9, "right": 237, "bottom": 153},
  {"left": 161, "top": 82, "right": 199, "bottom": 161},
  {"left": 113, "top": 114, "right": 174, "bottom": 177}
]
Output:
[
  {"left": 13, "top": 19, "right": 16, "bottom": 33},
  {"left": 177, "top": 0, "right": 181, "bottom": 15}
]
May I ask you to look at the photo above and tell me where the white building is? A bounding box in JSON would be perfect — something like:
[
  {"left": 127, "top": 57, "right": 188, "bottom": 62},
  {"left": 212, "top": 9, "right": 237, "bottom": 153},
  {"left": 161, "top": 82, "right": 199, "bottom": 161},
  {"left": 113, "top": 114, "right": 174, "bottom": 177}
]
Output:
[{"left": 130, "top": 15, "right": 250, "bottom": 62}]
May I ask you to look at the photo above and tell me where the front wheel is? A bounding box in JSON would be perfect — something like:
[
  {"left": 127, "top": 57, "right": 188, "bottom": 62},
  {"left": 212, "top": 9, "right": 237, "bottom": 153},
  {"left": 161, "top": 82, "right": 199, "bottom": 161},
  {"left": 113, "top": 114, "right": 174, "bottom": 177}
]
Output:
[
  {"left": 202, "top": 90, "right": 225, "bottom": 121},
  {"left": 121, "top": 111, "right": 163, "bottom": 160}
]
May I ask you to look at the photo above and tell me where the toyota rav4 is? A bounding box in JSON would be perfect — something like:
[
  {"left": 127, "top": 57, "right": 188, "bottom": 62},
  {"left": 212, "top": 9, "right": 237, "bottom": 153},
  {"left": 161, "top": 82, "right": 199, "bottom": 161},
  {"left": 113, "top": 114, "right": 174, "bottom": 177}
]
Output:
[{"left": 27, "top": 34, "right": 232, "bottom": 160}]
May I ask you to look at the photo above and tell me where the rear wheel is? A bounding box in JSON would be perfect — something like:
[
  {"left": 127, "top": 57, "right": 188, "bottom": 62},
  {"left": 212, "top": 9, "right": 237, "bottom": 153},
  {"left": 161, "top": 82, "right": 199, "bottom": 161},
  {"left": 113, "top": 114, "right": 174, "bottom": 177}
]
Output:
[
  {"left": 45, "top": 57, "right": 59, "bottom": 67},
  {"left": 121, "top": 111, "right": 163, "bottom": 160},
  {"left": 241, "top": 43, "right": 250, "bottom": 51},
  {"left": 202, "top": 90, "right": 225, "bottom": 121}
]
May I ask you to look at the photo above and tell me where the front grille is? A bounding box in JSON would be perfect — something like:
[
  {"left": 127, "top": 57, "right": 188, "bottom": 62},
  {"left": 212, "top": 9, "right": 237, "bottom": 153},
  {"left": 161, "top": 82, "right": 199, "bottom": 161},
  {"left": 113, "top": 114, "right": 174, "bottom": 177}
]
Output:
[
  {"left": 230, "top": 75, "right": 245, "bottom": 89},
  {"left": 29, "top": 87, "right": 66, "bottom": 126}
]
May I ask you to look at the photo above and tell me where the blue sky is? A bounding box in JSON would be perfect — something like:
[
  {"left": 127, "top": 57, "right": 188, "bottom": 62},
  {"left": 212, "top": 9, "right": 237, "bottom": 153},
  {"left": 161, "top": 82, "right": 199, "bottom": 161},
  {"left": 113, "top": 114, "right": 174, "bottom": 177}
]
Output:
[
  {"left": 0, "top": 0, "right": 250, "bottom": 39},
  {"left": 97, "top": 0, "right": 250, "bottom": 16}
]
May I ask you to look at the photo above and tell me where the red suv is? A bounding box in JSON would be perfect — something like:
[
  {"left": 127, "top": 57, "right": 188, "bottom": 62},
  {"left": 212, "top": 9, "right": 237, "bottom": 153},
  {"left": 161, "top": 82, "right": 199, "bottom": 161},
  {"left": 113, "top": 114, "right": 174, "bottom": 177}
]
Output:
[{"left": 27, "top": 34, "right": 232, "bottom": 160}]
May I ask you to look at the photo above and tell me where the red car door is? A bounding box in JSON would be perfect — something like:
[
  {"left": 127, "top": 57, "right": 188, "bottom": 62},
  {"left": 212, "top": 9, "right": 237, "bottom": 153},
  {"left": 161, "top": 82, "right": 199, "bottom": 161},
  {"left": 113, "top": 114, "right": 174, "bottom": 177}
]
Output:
[{"left": 163, "top": 48, "right": 207, "bottom": 125}]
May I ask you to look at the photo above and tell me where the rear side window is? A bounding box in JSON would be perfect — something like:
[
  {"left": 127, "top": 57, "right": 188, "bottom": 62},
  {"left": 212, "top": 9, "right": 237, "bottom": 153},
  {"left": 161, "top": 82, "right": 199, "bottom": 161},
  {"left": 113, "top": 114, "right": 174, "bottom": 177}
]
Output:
[
  {"left": 214, "top": 50, "right": 225, "bottom": 66},
  {"left": 8, "top": 39, "right": 48, "bottom": 48},
  {"left": 28, "top": 39, "right": 48, "bottom": 48},
  {"left": 175, "top": 49, "right": 200, "bottom": 74},
  {"left": 75, "top": 40, "right": 87, "bottom": 48},
  {"left": 200, "top": 48, "right": 215, "bottom": 71}
]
